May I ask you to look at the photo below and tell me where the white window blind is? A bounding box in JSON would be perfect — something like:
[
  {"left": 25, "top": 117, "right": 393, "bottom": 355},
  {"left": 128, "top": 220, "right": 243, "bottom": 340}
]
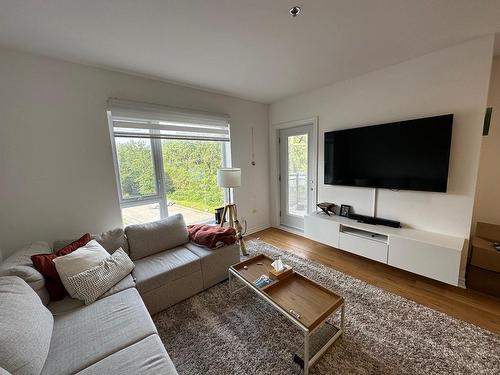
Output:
[{"left": 107, "top": 98, "right": 231, "bottom": 142}]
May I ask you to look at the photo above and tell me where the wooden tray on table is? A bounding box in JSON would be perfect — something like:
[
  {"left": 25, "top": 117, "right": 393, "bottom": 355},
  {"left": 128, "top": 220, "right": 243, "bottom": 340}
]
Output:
[{"left": 231, "top": 254, "right": 343, "bottom": 330}]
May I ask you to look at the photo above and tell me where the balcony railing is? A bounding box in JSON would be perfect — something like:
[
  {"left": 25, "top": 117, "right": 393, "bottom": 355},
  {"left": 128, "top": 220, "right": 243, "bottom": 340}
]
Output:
[{"left": 288, "top": 172, "right": 307, "bottom": 215}]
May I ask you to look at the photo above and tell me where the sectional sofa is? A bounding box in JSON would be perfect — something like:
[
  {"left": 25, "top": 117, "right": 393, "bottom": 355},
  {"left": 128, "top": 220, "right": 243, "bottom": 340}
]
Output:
[{"left": 0, "top": 214, "right": 240, "bottom": 375}]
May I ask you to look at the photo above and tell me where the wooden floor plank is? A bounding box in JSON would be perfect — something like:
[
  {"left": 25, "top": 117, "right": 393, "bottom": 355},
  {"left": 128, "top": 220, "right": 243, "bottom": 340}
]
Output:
[{"left": 246, "top": 227, "right": 500, "bottom": 334}]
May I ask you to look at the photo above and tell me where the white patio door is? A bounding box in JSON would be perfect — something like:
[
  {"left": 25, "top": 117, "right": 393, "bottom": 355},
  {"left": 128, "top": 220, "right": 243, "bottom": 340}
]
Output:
[{"left": 279, "top": 124, "right": 314, "bottom": 230}]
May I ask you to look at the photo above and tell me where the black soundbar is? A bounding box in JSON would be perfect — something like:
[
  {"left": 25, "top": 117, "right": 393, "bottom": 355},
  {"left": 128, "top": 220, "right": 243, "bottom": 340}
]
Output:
[{"left": 348, "top": 213, "right": 401, "bottom": 228}]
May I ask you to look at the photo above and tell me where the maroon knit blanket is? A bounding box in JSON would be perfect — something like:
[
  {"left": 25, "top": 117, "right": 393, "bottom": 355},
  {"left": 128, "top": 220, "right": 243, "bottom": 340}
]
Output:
[{"left": 187, "top": 224, "right": 236, "bottom": 249}]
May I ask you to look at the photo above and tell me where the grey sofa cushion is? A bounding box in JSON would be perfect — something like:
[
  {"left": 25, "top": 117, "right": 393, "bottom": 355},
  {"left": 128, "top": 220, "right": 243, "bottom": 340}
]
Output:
[
  {"left": 41, "top": 288, "right": 157, "bottom": 375},
  {"left": 0, "top": 242, "right": 51, "bottom": 266},
  {"left": 100, "top": 274, "right": 136, "bottom": 299},
  {"left": 53, "top": 228, "right": 129, "bottom": 255},
  {"left": 47, "top": 275, "right": 137, "bottom": 316},
  {"left": 0, "top": 242, "right": 51, "bottom": 305},
  {"left": 140, "top": 271, "right": 203, "bottom": 315},
  {"left": 0, "top": 265, "right": 44, "bottom": 289},
  {"left": 185, "top": 242, "right": 240, "bottom": 289},
  {"left": 0, "top": 276, "right": 53, "bottom": 375},
  {"left": 47, "top": 296, "right": 84, "bottom": 316},
  {"left": 132, "top": 246, "right": 200, "bottom": 294},
  {"left": 93, "top": 228, "right": 130, "bottom": 254},
  {"left": 75, "top": 335, "right": 178, "bottom": 375},
  {"left": 125, "top": 214, "right": 189, "bottom": 260}
]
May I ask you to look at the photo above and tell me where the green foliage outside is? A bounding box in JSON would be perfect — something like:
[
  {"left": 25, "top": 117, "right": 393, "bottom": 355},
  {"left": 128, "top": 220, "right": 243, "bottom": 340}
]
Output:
[
  {"left": 162, "top": 139, "right": 224, "bottom": 212},
  {"left": 116, "top": 139, "right": 224, "bottom": 213},
  {"left": 116, "top": 140, "right": 157, "bottom": 199},
  {"left": 287, "top": 135, "right": 308, "bottom": 211},
  {"left": 288, "top": 134, "right": 308, "bottom": 173}
]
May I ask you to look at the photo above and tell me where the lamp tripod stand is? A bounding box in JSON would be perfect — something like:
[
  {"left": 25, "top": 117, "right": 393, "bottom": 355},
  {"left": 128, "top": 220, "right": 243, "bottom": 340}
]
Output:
[{"left": 220, "top": 201, "right": 248, "bottom": 256}]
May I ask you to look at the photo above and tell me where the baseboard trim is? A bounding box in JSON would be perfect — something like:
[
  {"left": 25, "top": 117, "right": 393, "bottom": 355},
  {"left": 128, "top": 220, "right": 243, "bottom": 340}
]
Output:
[
  {"left": 277, "top": 225, "right": 304, "bottom": 236},
  {"left": 246, "top": 224, "right": 271, "bottom": 236}
]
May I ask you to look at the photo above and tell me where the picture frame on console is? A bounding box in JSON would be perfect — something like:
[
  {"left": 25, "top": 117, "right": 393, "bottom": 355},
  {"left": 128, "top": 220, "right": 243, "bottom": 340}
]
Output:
[{"left": 339, "top": 204, "right": 351, "bottom": 217}]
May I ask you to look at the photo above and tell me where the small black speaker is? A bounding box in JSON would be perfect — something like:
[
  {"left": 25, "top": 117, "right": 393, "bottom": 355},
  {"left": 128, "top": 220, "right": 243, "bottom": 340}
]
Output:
[{"left": 483, "top": 107, "right": 493, "bottom": 136}]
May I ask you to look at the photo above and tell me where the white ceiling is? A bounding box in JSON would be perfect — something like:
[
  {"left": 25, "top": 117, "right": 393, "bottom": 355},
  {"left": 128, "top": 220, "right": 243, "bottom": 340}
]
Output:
[{"left": 1, "top": 1, "right": 500, "bottom": 103}]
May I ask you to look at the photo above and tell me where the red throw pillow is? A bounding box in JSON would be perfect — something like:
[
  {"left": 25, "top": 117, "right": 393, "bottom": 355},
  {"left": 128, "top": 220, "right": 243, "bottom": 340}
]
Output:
[{"left": 31, "top": 233, "right": 91, "bottom": 301}]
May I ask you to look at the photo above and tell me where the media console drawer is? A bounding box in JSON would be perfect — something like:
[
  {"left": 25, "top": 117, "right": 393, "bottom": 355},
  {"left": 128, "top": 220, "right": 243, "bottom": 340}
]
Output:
[
  {"left": 338, "top": 232, "right": 388, "bottom": 263},
  {"left": 388, "top": 236, "right": 461, "bottom": 286},
  {"left": 304, "top": 214, "right": 339, "bottom": 247}
]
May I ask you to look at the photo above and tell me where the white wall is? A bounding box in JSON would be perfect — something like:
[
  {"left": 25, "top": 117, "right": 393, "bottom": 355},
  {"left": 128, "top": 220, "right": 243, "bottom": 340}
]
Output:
[
  {"left": 0, "top": 48, "right": 270, "bottom": 258},
  {"left": 270, "top": 37, "right": 494, "bottom": 239},
  {"left": 474, "top": 56, "right": 500, "bottom": 226}
]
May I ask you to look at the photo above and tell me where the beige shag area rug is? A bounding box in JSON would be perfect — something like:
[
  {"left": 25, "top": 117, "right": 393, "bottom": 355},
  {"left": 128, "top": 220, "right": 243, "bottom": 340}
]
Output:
[{"left": 153, "top": 240, "right": 500, "bottom": 375}]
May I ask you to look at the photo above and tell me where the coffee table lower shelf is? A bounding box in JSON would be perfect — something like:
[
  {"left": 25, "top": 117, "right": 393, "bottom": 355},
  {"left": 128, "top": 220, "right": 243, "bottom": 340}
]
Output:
[
  {"left": 228, "top": 264, "right": 345, "bottom": 375},
  {"left": 293, "top": 323, "right": 341, "bottom": 369}
]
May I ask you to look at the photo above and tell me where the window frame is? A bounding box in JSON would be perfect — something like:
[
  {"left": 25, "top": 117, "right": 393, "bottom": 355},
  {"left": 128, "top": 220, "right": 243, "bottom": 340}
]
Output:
[{"left": 107, "top": 111, "right": 231, "bottom": 225}]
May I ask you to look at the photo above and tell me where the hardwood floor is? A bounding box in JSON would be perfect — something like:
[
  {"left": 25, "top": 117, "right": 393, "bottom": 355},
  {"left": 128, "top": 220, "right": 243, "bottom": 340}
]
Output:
[{"left": 246, "top": 227, "right": 500, "bottom": 335}]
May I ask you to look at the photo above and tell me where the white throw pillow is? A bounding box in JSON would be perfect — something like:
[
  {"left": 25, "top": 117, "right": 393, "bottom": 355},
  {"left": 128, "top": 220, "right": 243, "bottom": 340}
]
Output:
[
  {"left": 66, "top": 248, "right": 135, "bottom": 304},
  {"left": 53, "top": 240, "right": 110, "bottom": 298}
]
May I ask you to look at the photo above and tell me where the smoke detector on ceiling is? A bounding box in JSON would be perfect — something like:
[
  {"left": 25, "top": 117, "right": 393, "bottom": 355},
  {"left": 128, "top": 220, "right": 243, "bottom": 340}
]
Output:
[{"left": 290, "top": 6, "right": 301, "bottom": 18}]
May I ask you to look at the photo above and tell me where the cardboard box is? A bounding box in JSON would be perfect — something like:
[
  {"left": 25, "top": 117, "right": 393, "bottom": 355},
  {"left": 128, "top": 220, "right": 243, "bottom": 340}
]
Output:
[
  {"left": 466, "top": 266, "right": 500, "bottom": 297},
  {"left": 470, "top": 237, "right": 500, "bottom": 273},
  {"left": 475, "top": 222, "right": 500, "bottom": 243},
  {"left": 467, "top": 222, "right": 500, "bottom": 297}
]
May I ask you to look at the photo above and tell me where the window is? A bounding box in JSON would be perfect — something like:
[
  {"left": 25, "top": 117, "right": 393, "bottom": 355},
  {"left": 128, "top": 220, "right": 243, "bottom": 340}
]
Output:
[{"left": 107, "top": 99, "right": 231, "bottom": 225}]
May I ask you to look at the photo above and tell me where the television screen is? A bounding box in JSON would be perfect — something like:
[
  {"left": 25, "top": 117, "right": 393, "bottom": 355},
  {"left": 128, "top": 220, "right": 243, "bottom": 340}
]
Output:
[{"left": 324, "top": 114, "right": 453, "bottom": 192}]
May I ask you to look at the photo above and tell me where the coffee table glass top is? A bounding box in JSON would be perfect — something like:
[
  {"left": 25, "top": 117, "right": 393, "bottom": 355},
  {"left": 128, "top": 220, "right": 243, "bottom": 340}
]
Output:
[{"left": 231, "top": 254, "right": 343, "bottom": 331}]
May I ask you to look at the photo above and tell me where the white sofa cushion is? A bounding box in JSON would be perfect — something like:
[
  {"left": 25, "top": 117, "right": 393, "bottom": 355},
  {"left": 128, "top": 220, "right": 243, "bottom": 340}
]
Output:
[
  {"left": 66, "top": 248, "right": 135, "bottom": 304},
  {"left": 125, "top": 214, "right": 189, "bottom": 260},
  {"left": 53, "top": 240, "right": 109, "bottom": 298},
  {"left": 0, "top": 276, "right": 53, "bottom": 375}
]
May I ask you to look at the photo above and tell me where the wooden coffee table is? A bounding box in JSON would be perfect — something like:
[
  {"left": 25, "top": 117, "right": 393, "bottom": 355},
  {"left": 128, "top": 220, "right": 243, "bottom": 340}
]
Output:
[{"left": 229, "top": 254, "right": 345, "bottom": 375}]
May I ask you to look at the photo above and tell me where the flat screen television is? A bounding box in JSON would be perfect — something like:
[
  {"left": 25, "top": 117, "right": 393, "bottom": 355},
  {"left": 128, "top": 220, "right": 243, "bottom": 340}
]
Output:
[{"left": 324, "top": 114, "right": 453, "bottom": 192}]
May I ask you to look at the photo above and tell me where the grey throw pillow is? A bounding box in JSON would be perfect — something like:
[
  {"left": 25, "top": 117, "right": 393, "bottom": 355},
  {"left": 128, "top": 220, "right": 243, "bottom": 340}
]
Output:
[
  {"left": 66, "top": 248, "right": 135, "bottom": 305},
  {"left": 0, "top": 276, "right": 53, "bottom": 375}
]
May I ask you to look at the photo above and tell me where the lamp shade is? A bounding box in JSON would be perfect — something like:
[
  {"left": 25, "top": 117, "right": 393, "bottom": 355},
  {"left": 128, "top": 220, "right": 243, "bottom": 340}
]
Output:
[{"left": 217, "top": 168, "right": 241, "bottom": 188}]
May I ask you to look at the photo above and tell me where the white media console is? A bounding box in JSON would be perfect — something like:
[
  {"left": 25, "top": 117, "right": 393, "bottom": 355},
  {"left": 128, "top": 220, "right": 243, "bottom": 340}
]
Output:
[{"left": 304, "top": 212, "right": 465, "bottom": 286}]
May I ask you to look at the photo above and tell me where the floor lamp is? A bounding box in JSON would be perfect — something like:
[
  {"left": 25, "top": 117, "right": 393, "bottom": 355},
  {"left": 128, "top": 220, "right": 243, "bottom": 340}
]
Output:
[{"left": 217, "top": 168, "right": 248, "bottom": 256}]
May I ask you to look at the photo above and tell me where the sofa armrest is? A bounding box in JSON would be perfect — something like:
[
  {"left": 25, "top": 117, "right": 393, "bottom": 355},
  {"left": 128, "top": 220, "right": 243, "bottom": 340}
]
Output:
[{"left": 0, "top": 241, "right": 52, "bottom": 305}]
